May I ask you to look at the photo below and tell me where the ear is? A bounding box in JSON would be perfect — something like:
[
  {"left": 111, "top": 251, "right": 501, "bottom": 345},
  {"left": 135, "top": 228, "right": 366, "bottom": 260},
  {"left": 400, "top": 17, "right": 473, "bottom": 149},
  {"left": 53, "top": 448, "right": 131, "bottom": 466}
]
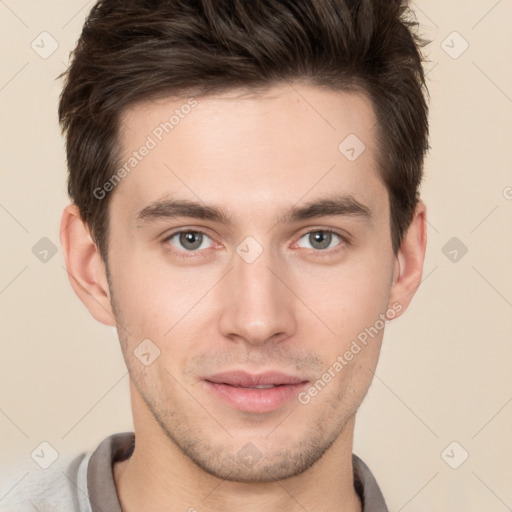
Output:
[
  {"left": 60, "top": 203, "right": 116, "bottom": 326},
  {"left": 387, "top": 200, "right": 427, "bottom": 318}
]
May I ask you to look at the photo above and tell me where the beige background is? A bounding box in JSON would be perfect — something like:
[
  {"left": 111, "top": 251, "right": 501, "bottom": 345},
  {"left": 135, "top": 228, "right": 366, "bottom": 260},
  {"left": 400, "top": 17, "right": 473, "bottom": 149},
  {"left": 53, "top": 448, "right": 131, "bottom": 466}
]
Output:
[{"left": 1, "top": 1, "right": 511, "bottom": 510}]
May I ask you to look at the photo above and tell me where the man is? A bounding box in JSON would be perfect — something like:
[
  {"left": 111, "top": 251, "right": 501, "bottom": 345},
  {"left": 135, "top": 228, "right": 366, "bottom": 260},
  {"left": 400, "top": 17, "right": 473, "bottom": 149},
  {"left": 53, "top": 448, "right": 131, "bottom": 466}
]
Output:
[{"left": 2, "top": 0, "right": 429, "bottom": 510}]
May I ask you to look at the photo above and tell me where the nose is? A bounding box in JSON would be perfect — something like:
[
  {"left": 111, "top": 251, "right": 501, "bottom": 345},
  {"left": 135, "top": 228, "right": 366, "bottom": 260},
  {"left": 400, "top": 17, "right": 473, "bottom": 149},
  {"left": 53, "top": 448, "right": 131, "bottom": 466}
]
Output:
[{"left": 218, "top": 247, "right": 297, "bottom": 346}]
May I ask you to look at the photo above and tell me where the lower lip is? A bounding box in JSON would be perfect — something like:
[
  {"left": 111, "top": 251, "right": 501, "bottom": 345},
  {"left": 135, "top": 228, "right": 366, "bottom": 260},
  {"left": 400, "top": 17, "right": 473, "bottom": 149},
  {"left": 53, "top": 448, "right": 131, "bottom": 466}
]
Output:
[{"left": 204, "top": 381, "right": 309, "bottom": 413}]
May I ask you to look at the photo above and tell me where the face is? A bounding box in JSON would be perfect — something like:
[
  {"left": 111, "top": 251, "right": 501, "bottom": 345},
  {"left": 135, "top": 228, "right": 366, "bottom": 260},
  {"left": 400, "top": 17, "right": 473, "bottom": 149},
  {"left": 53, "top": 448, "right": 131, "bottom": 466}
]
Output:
[{"left": 106, "top": 84, "right": 397, "bottom": 482}]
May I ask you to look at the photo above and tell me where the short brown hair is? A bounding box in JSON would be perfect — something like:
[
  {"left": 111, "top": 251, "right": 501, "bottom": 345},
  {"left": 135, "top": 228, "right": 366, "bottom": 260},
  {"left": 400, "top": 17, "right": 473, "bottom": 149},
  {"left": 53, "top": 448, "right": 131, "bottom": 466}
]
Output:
[{"left": 58, "top": 0, "right": 429, "bottom": 262}]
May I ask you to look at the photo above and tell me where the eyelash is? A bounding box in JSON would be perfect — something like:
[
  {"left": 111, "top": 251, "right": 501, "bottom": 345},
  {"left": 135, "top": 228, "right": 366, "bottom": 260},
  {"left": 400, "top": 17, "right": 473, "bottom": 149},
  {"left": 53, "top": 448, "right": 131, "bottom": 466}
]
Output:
[
  {"left": 162, "top": 229, "right": 217, "bottom": 260},
  {"left": 293, "top": 228, "right": 349, "bottom": 256},
  {"left": 162, "top": 228, "right": 349, "bottom": 260}
]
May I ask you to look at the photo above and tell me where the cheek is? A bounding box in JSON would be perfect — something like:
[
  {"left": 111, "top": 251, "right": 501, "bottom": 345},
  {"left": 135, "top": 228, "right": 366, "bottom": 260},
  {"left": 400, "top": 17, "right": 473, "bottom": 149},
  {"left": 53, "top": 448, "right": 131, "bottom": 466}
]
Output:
[
  {"left": 110, "top": 250, "right": 221, "bottom": 344},
  {"left": 290, "top": 253, "right": 393, "bottom": 344}
]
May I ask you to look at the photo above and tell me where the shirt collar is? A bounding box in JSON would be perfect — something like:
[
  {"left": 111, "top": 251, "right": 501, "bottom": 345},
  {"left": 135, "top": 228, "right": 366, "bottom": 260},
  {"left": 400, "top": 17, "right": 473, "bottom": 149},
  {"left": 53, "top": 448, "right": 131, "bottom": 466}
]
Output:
[{"left": 87, "top": 432, "right": 388, "bottom": 511}]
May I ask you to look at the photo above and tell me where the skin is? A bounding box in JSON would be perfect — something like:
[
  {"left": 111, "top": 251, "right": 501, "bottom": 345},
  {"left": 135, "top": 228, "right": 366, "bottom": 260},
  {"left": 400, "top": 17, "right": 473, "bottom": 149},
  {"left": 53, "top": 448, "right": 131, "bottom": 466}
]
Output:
[{"left": 60, "top": 83, "right": 427, "bottom": 512}]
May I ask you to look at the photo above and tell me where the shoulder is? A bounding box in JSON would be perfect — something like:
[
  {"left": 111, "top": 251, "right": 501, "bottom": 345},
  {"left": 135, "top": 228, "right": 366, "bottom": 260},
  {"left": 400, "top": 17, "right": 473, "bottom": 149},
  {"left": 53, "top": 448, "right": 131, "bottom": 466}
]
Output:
[{"left": 0, "top": 450, "right": 92, "bottom": 512}]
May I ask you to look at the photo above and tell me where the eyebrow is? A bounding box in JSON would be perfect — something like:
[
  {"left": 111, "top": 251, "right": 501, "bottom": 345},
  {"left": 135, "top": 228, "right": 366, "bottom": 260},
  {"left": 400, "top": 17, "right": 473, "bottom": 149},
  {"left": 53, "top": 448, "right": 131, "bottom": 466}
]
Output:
[{"left": 135, "top": 194, "right": 372, "bottom": 226}]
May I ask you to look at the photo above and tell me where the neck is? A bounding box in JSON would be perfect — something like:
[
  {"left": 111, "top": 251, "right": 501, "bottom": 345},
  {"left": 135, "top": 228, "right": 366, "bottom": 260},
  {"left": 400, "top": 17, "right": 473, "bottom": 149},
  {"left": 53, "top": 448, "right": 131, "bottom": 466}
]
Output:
[{"left": 114, "top": 390, "right": 362, "bottom": 512}]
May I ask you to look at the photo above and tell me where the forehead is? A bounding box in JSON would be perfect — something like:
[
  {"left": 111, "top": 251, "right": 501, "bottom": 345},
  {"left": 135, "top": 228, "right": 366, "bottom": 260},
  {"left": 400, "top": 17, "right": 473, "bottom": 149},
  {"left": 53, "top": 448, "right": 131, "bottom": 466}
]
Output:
[{"left": 112, "top": 83, "right": 385, "bottom": 224}]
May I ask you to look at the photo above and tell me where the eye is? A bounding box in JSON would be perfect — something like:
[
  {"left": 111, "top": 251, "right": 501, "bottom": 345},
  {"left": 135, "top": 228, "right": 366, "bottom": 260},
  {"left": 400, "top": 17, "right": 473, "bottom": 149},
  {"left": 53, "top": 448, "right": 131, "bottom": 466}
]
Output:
[
  {"left": 296, "top": 230, "right": 344, "bottom": 251},
  {"left": 165, "top": 230, "right": 214, "bottom": 252}
]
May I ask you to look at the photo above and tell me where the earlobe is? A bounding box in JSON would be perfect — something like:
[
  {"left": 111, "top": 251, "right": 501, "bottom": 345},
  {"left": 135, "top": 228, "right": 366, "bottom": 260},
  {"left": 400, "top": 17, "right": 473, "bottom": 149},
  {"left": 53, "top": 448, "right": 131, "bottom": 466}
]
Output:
[
  {"left": 387, "top": 201, "right": 427, "bottom": 317},
  {"left": 60, "top": 204, "right": 116, "bottom": 326}
]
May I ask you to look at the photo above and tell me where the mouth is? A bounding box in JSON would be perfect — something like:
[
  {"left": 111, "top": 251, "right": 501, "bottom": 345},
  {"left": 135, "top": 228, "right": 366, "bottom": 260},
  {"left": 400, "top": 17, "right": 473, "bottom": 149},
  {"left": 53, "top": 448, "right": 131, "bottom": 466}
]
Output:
[{"left": 203, "top": 371, "right": 309, "bottom": 413}]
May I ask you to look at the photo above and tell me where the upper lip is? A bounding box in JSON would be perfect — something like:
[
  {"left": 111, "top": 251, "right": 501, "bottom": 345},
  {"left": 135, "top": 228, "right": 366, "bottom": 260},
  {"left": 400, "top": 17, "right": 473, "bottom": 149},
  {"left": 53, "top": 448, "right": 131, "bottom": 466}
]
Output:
[{"left": 204, "top": 370, "right": 309, "bottom": 387}]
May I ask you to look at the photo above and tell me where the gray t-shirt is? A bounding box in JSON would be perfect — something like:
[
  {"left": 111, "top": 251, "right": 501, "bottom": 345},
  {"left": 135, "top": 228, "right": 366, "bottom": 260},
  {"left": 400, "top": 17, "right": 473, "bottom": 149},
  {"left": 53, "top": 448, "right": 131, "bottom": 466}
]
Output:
[{"left": 0, "top": 432, "right": 388, "bottom": 511}]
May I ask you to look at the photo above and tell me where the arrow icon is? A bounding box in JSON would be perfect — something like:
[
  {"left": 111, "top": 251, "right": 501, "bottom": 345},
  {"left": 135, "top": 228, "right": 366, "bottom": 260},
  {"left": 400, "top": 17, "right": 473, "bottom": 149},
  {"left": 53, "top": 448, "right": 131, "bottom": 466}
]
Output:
[
  {"left": 441, "top": 441, "right": 469, "bottom": 469},
  {"left": 442, "top": 236, "right": 467, "bottom": 263},
  {"left": 31, "top": 31, "right": 59, "bottom": 59},
  {"left": 338, "top": 134, "right": 365, "bottom": 161},
  {"left": 32, "top": 237, "right": 58, "bottom": 262},
  {"left": 134, "top": 339, "right": 160, "bottom": 366},
  {"left": 236, "top": 236, "right": 263, "bottom": 263},
  {"left": 31, "top": 441, "right": 59, "bottom": 468},
  {"left": 441, "top": 31, "right": 468, "bottom": 59}
]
